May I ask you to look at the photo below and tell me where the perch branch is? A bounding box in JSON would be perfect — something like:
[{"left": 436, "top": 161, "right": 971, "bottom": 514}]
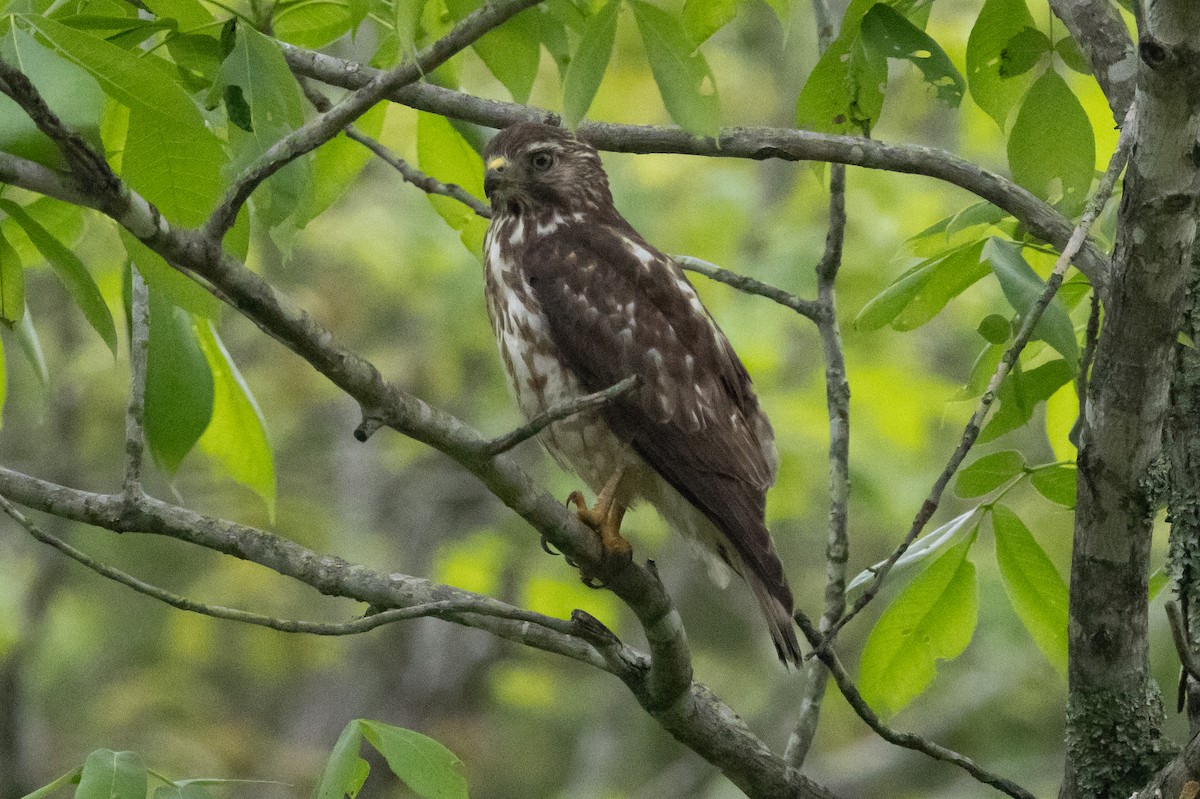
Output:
[
  {"left": 795, "top": 612, "right": 1037, "bottom": 799},
  {"left": 817, "top": 105, "right": 1136, "bottom": 647},
  {"left": 203, "top": 0, "right": 543, "bottom": 239},
  {"left": 281, "top": 45, "right": 1111, "bottom": 290},
  {"left": 1168, "top": 600, "right": 1200, "bottom": 683},
  {"left": 1048, "top": 0, "right": 1136, "bottom": 120}
]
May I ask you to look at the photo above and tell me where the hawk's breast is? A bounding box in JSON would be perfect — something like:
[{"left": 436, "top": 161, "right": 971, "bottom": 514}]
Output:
[{"left": 483, "top": 215, "right": 636, "bottom": 493}]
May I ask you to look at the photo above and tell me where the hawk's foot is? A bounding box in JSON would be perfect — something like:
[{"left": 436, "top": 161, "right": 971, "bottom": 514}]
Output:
[{"left": 567, "top": 489, "right": 632, "bottom": 588}]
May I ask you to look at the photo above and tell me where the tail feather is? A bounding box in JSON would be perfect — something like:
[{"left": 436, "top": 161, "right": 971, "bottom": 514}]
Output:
[{"left": 747, "top": 573, "right": 801, "bottom": 667}]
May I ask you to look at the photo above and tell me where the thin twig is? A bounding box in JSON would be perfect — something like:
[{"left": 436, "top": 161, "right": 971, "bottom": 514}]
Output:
[
  {"left": 794, "top": 612, "right": 1036, "bottom": 799},
  {"left": 477, "top": 376, "right": 640, "bottom": 458},
  {"left": 299, "top": 78, "right": 493, "bottom": 220},
  {"left": 123, "top": 266, "right": 150, "bottom": 499},
  {"left": 203, "top": 0, "right": 543, "bottom": 239},
  {"left": 817, "top": 106, "right": 1137, "bottom": 648},
  {"left": 674, "top": 255, "right": 822, "bottom": 322}
]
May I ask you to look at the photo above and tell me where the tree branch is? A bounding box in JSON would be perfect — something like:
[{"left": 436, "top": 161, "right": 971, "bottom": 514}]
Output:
[
  {"left": 1049, "top": 0, "right": 1136, "bottom": 121},
  {"left": 123, "top": 267, "right": 149, "bottom": 499},
  {"left": 474, "top": 376, "right": 640, "bottom": 458},
  {"left": 203, "top": 0, "right": 542, "bottom": 240},
  {"left": 281, "top": 45, "right": 1112, "bottom": 290},
  {"left": 0, "top": 491, "right": 570, "bottom": 637},
  {"left": 794, "top": 612, "right": 1037, "bottom": 799},
  {"left": 673, "top": 255, "right": 821, "bottom": 322},
  {"left": 819, "top": 105, "right": 1136, "bottom": 648}
]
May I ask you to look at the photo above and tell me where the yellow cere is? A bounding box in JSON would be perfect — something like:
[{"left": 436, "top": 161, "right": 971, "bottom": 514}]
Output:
[{"left": 487, "top": 156, "right": 508, "bottom": 170}]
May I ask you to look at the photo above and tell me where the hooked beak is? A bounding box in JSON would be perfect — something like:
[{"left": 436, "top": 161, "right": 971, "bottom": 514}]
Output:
[{"left": 484, "top": 155, "right": 508, "bottom": 199}]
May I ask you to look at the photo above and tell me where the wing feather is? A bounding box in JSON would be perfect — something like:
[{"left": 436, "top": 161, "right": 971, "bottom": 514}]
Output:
[{"left": 523, "top": 222, "right": 788, "bottom": 598}]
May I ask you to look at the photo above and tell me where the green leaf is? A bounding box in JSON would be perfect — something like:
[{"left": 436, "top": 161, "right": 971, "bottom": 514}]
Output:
[
  {"left": 846, "top": 510, "right": 977, "bottom": 597},
  {"left": 946, "top": 201, "right": 1010, "bottom": 238},
  {"left": 145, "top": 289, "right": 214, "bottom": 474},
  {"left": 0, "top": 199, "right": 116, "bottom": 353},
  {"left": 858, "top": 534, "right": 979, "bottom": 717},
  {"left": 393, "top": 0, "right": 426, "bottom": 57},
  {"left": 980, "top": 358, "right": 1074, "bottom": 442},
  {"left": 977, "top": 313, "right": 1011, "bottom": 344},
  {"left": 416, "top": 112, "right": 488, "bottom": 258},
  {"left": 998, "top": 26, "right": 1050, "bottom": 78},
  {"left": 272, "top": 0, "right": 354, "bottom": 48},
  {"left": 17, "top": 14, "right": 226, "bottom": 226},
  {"left": 217, "top": 24, "right": 310, "bottom": 230},
  {"left": 860, "top": 4, "right": 964, "bottom": 107},
  {"left": 965, "top": 0, "right": 1036, "bottom": 128},
  {"left": 795, "top": 0, "right": 884, "bottom": 135},
  {"left": 141, "top": 0, "right": 214, "bottom": 32},
  {"left": 1029, "top": 463, "right": 1077, "bottom": 507},
  {"left": 1054, "top": 36, "right": 1091, "bottom": 74},
  {"left": 1007, "top": 69, "right": 1094, "bottom": 215},
  {"left": 0, "top": 25, "right": 105, "bottom": 170},
  {"left": 75, "top": 750, "right": 147, "bottom": 799},
  {"left": 956, "top": 450, "right": 1025, "bottom": 497},
  {"left": 13, "top": 303, "right": 48, "bottom": 387},
  {"left": 360, "top": 720, "right": 468, "bottom": 799},
  {"left": 985, "top": 238, "right": 1079, "bottom": 367},
  {"left": 297, "top": 102, "right": 386, "bottom": 227},
  {"left": 992, "top": 504, "right": 1068, "bottom": 675},
  {"left": 630, "top": 0, "right": 721, "bottom": 136},
  {"left": 315, "top": 721, "right": 369, "bottom": 799},
  {"left": 0, "top": 229, "right": 26, "bottom": 325},
  {"left": 194, "top": 319, "right": 276, "bottom": 518},
  {"left": 561, "top": 0, "right": 619, "bottom": 127},
  {"left": 855, "top": 241, "right": 988, "bottom": 332},
  {"left": 444, "top": 0, "right": 541, "bottom": 102},
  {"left": 1149, "top": 568, "right": 1169, "bottom": 601},
  {"left": 682, "top": 0, "right": 737, "bottom": 45}
]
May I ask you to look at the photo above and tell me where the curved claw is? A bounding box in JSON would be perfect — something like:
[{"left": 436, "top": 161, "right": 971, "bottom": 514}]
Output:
[
  {"left": 540, "top": 534, "right": 561, "bottom": 557},
  {"left": 580, "top": 574, "right": 608, "bottom": 589}
]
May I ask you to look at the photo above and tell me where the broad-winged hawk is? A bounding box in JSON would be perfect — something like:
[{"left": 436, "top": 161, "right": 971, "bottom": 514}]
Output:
[{"left": 481, "top": 122, "right": 799, "bottom": 665}]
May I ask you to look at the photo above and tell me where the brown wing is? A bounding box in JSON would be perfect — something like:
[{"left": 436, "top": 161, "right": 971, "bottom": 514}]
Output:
[{"left": 522, "top": 221, "right": 793, "bottom": 624}]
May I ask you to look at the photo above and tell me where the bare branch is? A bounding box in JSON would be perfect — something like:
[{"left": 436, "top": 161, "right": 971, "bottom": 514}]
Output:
[
  {"left": 203, "top": 0, "right": 542, "bottom": 240},
  {"left": 476, "top": 376, "right": 640, "bottom": 458},
  {"left": 282, "top": 45, "right": 1113, "bottom": 289},
  {"left": 819, "top": 106, "right": 1136, "bottom": 648},
  {"left": 0, "top": 492, "right": 567, "bottom": 637},
  {"left": 123, "top": 267, "right": 150, "bottom": 499},
  {"left": 1049, "top": 0, "right": 1136, "bottom": 121},
  {"left": 300, "top": 78, "right": 493, "bottom": 220},
  {"left": 795, "top": 612, "right": 1037, "bottom": 799},
  {"left": 674, "top": 255, "right": 822, "bottom": 322}
]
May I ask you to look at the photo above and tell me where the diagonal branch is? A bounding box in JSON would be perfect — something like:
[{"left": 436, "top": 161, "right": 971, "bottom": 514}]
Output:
[
  {"left": 281, "top": 45, "right": 1112, "bottom": 290},
  {"left": 203, "top": 0, "right": 543, "bottom": 240},
  {"left": 674, "top": 256, "right": 822, "bottom": 322},
  {"left": 817, "top": 105, "right": 1137, "bottom": 648},
  {"left": 795, "top": 612, "right": 1036, "bottom": 799},
  {"left": 475, "top": 376, "right": 640, "bottom": 458}
]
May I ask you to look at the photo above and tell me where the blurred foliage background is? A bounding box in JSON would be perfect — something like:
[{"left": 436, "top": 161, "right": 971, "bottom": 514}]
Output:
[{"left": 0, "top": 0, "right": 1181, "bottom": 797}]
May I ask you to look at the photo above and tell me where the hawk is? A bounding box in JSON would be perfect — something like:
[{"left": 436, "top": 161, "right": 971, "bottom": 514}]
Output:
[{"left": 481, "top": 122, "right": 800, "bottom": 665}]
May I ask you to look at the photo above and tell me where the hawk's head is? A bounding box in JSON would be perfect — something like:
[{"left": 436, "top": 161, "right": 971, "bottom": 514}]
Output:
[{"left": 483, "top": 122, "right": 613, "bottom": 217}]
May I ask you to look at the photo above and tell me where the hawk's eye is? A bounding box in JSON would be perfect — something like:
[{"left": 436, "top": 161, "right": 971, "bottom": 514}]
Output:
[{"left": 529, "top": 151, "right": 554, "bottom": 171}]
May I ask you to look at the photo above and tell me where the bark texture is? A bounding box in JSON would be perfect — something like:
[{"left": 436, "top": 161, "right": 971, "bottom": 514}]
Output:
[{"left": 1064, "top": 4, "right": 1200, "bottom": 796}]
